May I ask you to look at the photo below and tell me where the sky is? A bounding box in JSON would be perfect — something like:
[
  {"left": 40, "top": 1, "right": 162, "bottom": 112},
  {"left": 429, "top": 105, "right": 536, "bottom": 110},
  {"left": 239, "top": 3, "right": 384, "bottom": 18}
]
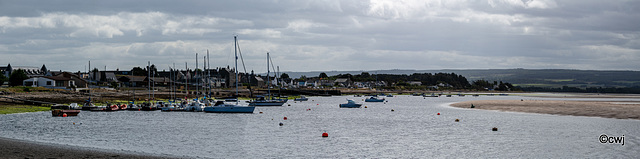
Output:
[{"left": 1, "top": 0, "right": 639, "bottom": 73}]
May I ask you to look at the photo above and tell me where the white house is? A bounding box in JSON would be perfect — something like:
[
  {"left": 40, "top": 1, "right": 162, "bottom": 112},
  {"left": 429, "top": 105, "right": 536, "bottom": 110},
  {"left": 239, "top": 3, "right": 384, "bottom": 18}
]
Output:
[{"left": 23, "top": 76, "right": 75, "bottom": 89}]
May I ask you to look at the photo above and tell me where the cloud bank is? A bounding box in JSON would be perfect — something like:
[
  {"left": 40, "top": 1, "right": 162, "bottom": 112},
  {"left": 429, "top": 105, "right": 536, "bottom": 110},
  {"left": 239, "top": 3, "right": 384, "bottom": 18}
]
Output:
[{"left": 1, "top": 0, "right": 638, "bottom": 72}]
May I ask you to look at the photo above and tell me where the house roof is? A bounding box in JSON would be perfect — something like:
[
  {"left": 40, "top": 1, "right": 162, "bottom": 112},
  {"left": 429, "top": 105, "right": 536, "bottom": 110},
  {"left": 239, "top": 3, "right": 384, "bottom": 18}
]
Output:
[
  {"left": 151, "top": 77, "right": 172, "bottom": 83},
  {"left": 43, "top": 76, "right": 71, "bottom": 81},
  {"left": 105, "top": 72, "right": 117, "bottom": 80},
  {"left": 119, "top": 76, "right": 147, "bottom": 82},
  {"left": 335, "top": 78, "right": 350, "bottom": 83}
]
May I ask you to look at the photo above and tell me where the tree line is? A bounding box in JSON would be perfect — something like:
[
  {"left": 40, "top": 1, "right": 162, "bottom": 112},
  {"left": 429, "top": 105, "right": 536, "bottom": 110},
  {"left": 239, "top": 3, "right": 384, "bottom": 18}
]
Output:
[{"left": 289, "top": 72, "right": 517, "bottom": 91}]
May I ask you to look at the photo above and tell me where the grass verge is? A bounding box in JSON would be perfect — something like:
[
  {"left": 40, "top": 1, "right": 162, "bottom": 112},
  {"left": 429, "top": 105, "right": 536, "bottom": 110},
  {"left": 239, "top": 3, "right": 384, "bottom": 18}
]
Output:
[{"left": 0, "top": 105, "right": 50, "bottom": 114}]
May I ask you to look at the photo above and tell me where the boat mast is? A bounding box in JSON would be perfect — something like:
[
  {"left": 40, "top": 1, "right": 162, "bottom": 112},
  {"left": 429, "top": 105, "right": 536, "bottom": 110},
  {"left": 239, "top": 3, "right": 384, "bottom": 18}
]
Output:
[
  {"left": 169, "top": 64, "right": 173, "bottom": 103},
  {"left": 203, "top": 55, "right": 206, "bottom": 98},
  {"left": 272, "top": 64, "right": 282, "bottom": 97},
  {"left": 88, "top": 60, "right": 91, "bottom": 103},
  {"left": 147, "top": 61, "right": 150, "bottom": 100},
  {"left": 152, "top": 64, "right": 155, "bottom": 100},
  {"left": 196, "top": 52, "right": 198, "bottom": 100},
  {"left": 185, "top": 62, "right": 188, "bottom": 99},
  {"left": 207, "top": 50, "right": 211, "bottom": 98},
  {"left": 267, "top": 52, "right": 270, "bottom": 99},
  {"left": 234, "top": 36, "right": 239, "bottom": 104},
  {"left": 173, "top": 63, "right": 176, "bottom": 102}
]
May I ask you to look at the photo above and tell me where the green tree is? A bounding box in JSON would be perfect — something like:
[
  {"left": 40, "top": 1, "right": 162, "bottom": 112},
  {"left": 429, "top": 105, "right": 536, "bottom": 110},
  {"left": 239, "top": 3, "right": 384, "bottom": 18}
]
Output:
[
  {"left": 147, "top": 64, "right": 158, "bottom": 76},
  {"left": 110, "top": 81, "right": 119, "bottom": 88},
  {"left": 9, "top": 70, "right": 29, "bottom": 86},
  {"left": 319, "top": 72, "right": 328, "bottom": 79},
  {"left": 131, "top": 67, "right": 146, "bottom": 76},
  {"left": 280, "top": 73, "right": 290, "bottom": 80},
  {"left": 298, "top": 75, "right": 307, "bottom": 81},
  {"left": 0, "top": 73, "right": 7, "bottom": 86}
]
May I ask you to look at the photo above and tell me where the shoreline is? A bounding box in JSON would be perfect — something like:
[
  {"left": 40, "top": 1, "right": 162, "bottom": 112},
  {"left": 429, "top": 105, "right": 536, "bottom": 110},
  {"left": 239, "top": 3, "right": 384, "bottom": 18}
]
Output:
[
  {"left": 0, "top": 137, "right": 172, "bottom": 159},
  {"left": 450, "top": 99, "right": 640, "bottom": 120}
]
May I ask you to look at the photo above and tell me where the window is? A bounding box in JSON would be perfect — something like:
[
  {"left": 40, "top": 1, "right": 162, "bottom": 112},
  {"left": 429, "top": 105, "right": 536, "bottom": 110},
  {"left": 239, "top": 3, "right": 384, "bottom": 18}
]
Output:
[
  {"left": 55, "top": 81, "right": 64, "bottom": 87},
  {"left": 46, "top": 81, "right": 52, "bottom": 86}
]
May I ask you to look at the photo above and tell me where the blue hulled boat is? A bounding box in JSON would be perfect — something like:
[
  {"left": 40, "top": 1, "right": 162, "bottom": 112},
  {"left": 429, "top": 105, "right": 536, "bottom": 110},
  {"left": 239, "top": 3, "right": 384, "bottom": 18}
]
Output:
[
  {"left": 365, "top": 96, "right": 385, "bottom": 102},
  {"left": 204, "top": 101, "right": 255, "bottom": 113},
  {"left": 339, "top": 99, "right": 362, "bottom": 108}
]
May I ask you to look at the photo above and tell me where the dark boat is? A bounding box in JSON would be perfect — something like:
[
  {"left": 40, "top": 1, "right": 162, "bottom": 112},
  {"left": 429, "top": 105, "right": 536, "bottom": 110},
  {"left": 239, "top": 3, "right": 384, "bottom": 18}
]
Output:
[
  {"left": 81, "top": 99, "right": 99, "bottom": 110},
  {"left": 140, "top": 102, "right": 158, "bottom": 111},
  {"left": 51, "top": 104, "right": 80, "bottom": 117},
  {"left": 294, "top": 96, "right": 309, "bottom": 101}
]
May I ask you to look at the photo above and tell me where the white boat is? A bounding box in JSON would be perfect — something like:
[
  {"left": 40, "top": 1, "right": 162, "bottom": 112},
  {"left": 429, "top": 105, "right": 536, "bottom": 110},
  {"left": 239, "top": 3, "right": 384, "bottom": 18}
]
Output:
[
  {"left": 248, "top": 95, "right": 286, "bottom": 106},
  {"left": 294, "top": 96, "right": 308, "bottom": 101},
  {"left": 339, "top": 99, "right": 362, "bottom": 108},
  {"left": 204, "top": 101, "right": 255, "bottom": 113},
  {"left": 365, "top": 96, "right": 385, "bottom": 102},
  {"left": 203, "top": 35, "right": 255, "bottom": 113},
  {"left": 248, "top": 52, "right": 286, "bottom": 107},
  {"left": 185, "top": 99, "right": 205, "bottom": 112}
]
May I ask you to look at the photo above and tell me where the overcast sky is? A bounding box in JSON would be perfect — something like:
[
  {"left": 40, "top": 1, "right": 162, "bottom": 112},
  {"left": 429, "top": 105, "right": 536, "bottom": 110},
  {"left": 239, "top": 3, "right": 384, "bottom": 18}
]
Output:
[{"left": 1, "top": 0, "right": 639, "bottom": 73}]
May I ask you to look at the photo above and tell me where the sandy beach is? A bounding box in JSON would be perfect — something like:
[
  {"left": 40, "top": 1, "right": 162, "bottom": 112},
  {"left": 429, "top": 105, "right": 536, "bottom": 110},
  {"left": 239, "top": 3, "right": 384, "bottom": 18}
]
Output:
[
  {"left": 0, "top": 137, "right": 172, "bottom": 159},
  {"left": 450, "top": 99, "right": 640, "bottom": 120}
]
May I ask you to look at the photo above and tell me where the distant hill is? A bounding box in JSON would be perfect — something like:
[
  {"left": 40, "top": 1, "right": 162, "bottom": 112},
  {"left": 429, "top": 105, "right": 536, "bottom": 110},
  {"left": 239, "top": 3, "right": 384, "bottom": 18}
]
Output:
[{"left": 280, "top": 69, "right": 640, "bottom": 88}]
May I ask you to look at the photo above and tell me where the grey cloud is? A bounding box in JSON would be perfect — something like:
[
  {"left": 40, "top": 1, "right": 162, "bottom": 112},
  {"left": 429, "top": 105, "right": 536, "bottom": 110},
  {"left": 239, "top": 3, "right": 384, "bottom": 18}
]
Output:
[{"left": 0, "top": 0, "right": 638, "bottom": 72}]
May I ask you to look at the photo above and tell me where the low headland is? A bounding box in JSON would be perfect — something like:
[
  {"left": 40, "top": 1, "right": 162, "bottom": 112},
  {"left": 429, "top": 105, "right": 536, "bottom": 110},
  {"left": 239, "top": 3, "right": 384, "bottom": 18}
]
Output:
[{"left": 450, "top": 99, "right": 640, "bottom": 120}]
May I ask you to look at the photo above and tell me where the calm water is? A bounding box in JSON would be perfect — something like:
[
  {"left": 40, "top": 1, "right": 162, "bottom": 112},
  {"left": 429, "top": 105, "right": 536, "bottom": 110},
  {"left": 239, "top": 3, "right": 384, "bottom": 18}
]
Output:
[{"left": 1, "top": 95, "right": 639, "bottom": 158}]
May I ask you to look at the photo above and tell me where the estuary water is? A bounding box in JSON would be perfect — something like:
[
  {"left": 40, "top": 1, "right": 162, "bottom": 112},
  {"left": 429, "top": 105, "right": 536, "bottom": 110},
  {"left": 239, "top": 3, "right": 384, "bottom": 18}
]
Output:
[{"left": 1, "top": 95, "right": 639, "bottom": 158}]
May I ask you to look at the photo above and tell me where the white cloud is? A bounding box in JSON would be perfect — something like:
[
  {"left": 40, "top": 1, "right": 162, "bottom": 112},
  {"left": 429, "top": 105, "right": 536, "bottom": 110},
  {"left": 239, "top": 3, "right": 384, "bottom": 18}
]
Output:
[
  {"left": 237, "top": 29, "right": 282, "bottom": 39},
  {"left": 0, "top": 0, "right": 638, "bottom": 72}
]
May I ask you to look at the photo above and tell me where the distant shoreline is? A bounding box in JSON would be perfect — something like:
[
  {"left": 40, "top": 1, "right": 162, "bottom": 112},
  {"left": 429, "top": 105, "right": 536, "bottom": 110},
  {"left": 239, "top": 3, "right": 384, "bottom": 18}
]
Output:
[
  {"left": 450, "top": 99, "right": 640, "bottom": 120},
  {"left": 0, "top": 136, "right": 170, "bottom": 159}
]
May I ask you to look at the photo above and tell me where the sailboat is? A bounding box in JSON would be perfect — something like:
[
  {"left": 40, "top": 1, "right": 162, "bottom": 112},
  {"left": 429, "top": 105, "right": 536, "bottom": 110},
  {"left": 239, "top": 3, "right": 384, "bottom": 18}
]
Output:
[
  {"left": 204, "top": 36, "right": 255, "bottom": 113},
  {"left": 248, "top": 52, "right": 286, "bottom": 106},
  {"left": 365, "top": 73, "right": 385, "bottom": 102}
]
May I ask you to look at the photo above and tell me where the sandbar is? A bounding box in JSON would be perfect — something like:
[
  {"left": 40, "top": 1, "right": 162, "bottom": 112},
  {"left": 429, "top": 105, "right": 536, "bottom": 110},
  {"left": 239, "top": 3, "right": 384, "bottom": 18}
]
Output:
[{"left": 450, "top": 100, "right": 640, "bottom": 120}]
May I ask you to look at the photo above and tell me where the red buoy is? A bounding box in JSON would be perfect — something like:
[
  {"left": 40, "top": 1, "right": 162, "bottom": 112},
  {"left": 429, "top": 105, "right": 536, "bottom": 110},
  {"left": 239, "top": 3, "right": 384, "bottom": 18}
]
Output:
[
  {"left": 437, "top": 113, "right": 440, "bottom": 115},
  {"left": 283, "top": 117, "right": 288, "bottom": 120},
  {"left": 62, "top": 113, "right": 68, "bottom": 117},
  {"left": 322, "top": 132, "right": 328, "bottom": 137}
]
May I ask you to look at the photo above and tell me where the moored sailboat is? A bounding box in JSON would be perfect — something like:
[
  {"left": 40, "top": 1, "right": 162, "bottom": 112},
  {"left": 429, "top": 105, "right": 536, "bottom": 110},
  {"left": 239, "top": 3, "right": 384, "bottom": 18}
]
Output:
[
  {"left": 248, "top": 52, "right": 286, "bottom": 106},
  {"left": 203, "top": 35, "right": 255, "bottom": 113}
]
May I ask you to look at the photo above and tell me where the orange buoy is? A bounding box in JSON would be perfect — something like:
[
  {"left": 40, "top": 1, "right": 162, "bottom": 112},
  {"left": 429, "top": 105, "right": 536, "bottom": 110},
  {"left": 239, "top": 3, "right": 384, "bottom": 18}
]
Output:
[
  {"left": 259, "top": 112, "right": 263, "bottom": 114},
  {"left": 62, "top": 113, "right": 68, "bottom": 117},
  {"left": 364, "top": 106, "right": 367, "bottom": 108},
  {"left": 492, "top": 127, "right": 498, "bottom": 131},
  {"left": 455, "top": 119, "right": 460, "bottom": 122},
  {"left": 437, "top": 113, "right": 440, "bottom": 115},
  {"left": 322, "top": 132, "right": 329, "bottom": 137},
  {"left": 283, "top": 117, "right": 288, "bottom": 120}
]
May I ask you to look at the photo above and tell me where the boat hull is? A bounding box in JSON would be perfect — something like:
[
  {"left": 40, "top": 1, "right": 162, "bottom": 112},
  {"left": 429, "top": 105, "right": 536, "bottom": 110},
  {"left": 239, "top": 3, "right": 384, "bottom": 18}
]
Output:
[
  {"left": 248, "top": 101, "right": 286, "bottom": 106},
  {"left": 339, "top": 104, "right": 362, "bottom": 108},
  {"left": 365, "top": 99, "right": 385, "bottom": 102},
  {"left": 52, "top": 110, "right": 80, "bottom": 117},
  {"left": 293, "top": 98, "right": 308, "bottom": 101},
  {"left": 203, "top": 106, "right": 255, "bottom": 113}
]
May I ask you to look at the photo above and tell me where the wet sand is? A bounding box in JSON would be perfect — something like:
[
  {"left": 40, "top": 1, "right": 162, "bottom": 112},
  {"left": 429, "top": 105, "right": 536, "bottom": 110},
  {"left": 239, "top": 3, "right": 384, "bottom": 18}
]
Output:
[
  {"left": 0, "top": 137, "right": 172, "bottom": 159},
  {"left": 450, "top": 100, "right": 640, "bottom": 120}
]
